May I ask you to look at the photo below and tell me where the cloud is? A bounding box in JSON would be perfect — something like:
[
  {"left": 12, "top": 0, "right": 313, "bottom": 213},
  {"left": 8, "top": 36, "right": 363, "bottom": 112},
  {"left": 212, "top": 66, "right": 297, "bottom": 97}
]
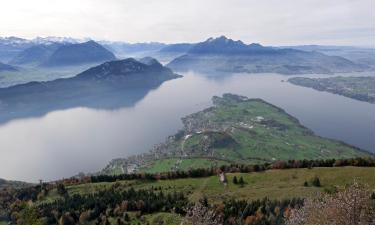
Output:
[{"left": 0, "top": 0, "right": 374, "bottom": 46}]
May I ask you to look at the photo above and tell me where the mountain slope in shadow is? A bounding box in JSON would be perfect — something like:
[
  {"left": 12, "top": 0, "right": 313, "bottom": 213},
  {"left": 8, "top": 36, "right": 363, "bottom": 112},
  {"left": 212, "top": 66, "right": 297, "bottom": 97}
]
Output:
[{"left": 0, "top": 57, "right": 181, "bottom": 124}]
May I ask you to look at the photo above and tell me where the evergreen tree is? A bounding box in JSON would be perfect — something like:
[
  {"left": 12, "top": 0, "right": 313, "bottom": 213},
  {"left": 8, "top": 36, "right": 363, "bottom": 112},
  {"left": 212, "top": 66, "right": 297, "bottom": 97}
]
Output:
[
  {"left": 233, "top": 176, "right": 238, "bottom": 184},
  {"left": 311, "top": 176, "right": 321, "bottom": 187},
  {"left": 239, "top": 177, "right": 245, "bottom": 187}
]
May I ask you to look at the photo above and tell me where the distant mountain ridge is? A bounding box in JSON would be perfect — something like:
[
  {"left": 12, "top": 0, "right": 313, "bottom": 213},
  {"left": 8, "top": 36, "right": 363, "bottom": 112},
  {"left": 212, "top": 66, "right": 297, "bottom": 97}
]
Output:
[
  {"left": 0, "top": 62, "right": 17, "bottom": 72},
  {"left": 9, "top": 43, "right": 62, "bottom": 65},
  {"left": 168, "top": 36, "right": 368, "bottom": 75},
  {"left": 42, "top": 41, "right": 116, "bottom": 67}
]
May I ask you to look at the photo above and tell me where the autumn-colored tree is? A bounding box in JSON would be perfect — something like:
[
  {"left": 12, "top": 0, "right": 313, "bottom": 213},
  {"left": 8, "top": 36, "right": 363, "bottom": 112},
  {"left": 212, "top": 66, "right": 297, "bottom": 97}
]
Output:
[
  {"left": 59, "top": 212, "right": 75, "bottom": 225},
  {"left": 79, "top": 210, "right": 91, "bottom": 224},
  {"left": 245, "top": 215, "right": 257, "bottom": 224}
]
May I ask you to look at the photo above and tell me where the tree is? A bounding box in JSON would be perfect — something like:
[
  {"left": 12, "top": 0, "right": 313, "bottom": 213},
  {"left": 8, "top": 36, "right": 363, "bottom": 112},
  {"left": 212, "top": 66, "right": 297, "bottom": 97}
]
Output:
[
  {"left": 183, "top": 202, "right": 224, "bottom": 225},
  {"left": 59, "top": 212, "right": 75, "bottom": 225},
  {"left": 17, "top": 206, "right": 43, "bottom": 225},
  {"left": 233, "top": 176, "right": 238, "bottom": 184},
  {"left": 286, "top": 181, "right": 375, "bottom": 225},
  {"left": 239, "top": 177, "right": 245, "bottom": 187},
  {"left": 57, "top": 183, "right": 67, "bottom": 196},
  {"left": 310, "top": 176, "right": 321, "bottom": 187}
]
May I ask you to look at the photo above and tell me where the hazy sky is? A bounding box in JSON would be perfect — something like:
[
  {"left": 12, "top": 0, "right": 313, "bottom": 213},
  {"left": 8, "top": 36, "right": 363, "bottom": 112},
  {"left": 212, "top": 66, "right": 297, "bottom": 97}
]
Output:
[{"left": 1, "top": 0, "right": 375, "bottom": 46}]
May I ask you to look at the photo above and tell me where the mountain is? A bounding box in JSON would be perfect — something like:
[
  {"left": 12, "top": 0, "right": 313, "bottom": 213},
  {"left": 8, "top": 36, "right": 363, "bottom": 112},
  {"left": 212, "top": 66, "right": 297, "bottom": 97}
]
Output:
[
  {"left": 0, "top": 62, "right": 17, "bottom": 72},
  {"left": 281, "top": 45, "right": 375, "bottom": 68},
  {"left": 167, "top": 36, "right": 368, "bottom": 75},
  {"left": 9, "top": 43, "right": 62, "bottom": 65},
  {"left": 0, "top": 37, "right": 34, "bottom": 62},
  {"left": 100, "top": 41, "right": 166, "bottom": 58},
  {"left": 102, "top": 93, "right": 372, "bottom": 174},
  {"left": 42, "top": 41, "right": 116, "bottom": 67},
  {"left": 152, "top": 43, "right": 195, "bottom": 63},
  {"left": 159, "top": 43, "right": 194, "bottom": 53},
  {"left": 0, "top": 58, "right": 181, "bottom": 123},
  {"left": 31, "top": 36, "right": 87, "bottom": 45}
]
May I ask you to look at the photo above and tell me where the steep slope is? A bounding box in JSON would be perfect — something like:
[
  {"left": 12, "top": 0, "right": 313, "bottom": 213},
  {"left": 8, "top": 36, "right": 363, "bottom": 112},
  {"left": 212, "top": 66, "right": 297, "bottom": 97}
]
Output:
[
  {"left": 103, "top": 94, "right": 372, "bottom": 174},
  {"left": 9, "top": 43, "right": 61, "bottom": 65},
  {"left": 42, "top": 40, "right": 116, "bottom": 67},
  {"left": 167, "top": 36, "right": 367, "bottom": 75}
]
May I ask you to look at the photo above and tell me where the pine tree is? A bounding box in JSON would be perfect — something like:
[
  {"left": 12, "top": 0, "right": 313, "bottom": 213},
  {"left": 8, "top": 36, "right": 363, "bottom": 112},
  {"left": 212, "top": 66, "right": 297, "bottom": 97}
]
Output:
[
  {"left": 239, "top": 177, "right": 245, "bottom": 187},
  {"left": 233, "top": 176, "right": 238, "bottom": 184}
]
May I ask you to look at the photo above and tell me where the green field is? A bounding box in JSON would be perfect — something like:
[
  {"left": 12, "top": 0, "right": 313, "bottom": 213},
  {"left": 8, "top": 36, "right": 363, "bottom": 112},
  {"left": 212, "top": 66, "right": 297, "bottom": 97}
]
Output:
[
  {"left": 104, "top": 94, "right": 373, "bottom": 174},
  {"left": 41, "top": 167, "right": 375, "bottom": 205}
]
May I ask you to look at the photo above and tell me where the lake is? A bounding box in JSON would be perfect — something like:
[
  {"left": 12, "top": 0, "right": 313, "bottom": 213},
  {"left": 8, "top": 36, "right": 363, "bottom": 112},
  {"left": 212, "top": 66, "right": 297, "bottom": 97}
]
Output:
[{"left": 1, "top": 72, "right": 375, "bottom": 182}]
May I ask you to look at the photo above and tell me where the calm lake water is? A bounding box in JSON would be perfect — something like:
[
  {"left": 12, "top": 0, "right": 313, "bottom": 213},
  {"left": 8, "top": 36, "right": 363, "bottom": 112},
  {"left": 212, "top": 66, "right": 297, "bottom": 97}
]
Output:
[{"left": 1, "top": 72, "right": 375, "bottom": 182}]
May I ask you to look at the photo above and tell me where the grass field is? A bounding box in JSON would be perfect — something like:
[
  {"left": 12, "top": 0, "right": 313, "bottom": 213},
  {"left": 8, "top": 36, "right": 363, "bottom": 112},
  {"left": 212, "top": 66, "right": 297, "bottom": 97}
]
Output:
[{"left": 40, "top": 167, "right": 375, "bottom": 206}]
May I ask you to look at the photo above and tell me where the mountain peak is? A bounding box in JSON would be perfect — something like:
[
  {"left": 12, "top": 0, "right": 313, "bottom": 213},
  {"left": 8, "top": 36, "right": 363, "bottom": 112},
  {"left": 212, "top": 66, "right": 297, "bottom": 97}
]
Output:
[
  {"left": 189, "top": 36, "right": 254, "bottom": 54},
  {"left": 75, "top": 58, "right": 174, "bottom": 80},
  {"left": 138, "top": 57, "right": 162, "bottom": 67}
]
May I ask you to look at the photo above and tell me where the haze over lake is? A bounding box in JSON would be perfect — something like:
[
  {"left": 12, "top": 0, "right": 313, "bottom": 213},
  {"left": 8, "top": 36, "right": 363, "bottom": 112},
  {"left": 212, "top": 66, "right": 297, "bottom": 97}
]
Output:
[{"left": 1, "top": 72, "right": 375, "bottom": 182}]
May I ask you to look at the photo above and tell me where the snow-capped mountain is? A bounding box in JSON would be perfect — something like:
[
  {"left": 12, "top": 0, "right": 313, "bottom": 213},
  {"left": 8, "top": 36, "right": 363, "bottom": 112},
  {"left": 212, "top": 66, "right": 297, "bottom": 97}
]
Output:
[{"left": 31, "top": 36, "right": 90, "bottom": 45}]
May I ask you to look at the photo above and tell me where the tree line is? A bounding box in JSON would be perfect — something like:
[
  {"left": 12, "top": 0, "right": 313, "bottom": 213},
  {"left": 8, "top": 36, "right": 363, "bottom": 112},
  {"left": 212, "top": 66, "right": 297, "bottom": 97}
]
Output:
[{"left": 90, "top": 157, "right": 375, "bottom": 183}]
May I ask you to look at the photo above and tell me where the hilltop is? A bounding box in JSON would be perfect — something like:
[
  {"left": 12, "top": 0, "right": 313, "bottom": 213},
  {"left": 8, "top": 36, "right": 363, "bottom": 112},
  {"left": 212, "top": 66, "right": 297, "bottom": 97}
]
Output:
[{"left": 103, "top": 94, "right": 372, "bottom": 175}]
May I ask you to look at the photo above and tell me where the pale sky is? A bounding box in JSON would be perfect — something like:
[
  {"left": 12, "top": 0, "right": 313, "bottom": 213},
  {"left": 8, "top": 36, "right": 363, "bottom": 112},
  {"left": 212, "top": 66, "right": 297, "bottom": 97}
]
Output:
[{"left": 1, "top": 0, "right": 375, "bottom": 46}]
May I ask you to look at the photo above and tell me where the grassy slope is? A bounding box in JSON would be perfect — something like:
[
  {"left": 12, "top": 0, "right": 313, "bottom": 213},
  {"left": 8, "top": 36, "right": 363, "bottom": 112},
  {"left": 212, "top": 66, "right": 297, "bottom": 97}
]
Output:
[
  {"left": 134, "top": 95, "right": 372, "bottom": 174},
  {"left": 41, "top": 167, "right": 375, "bottom": 205},
  {"left": 33, "top": 167, "right": 375, "bottom": 225}
]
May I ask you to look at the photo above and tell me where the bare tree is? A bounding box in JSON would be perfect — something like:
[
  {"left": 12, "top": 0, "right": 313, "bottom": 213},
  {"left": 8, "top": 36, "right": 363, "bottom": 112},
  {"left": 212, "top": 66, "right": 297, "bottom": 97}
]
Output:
[
  {"left": 286, "top": 181, "right": 375, "bottom": 225},
  {"left": 182, "top": 202, "right": 224, "bottom": 225}
]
